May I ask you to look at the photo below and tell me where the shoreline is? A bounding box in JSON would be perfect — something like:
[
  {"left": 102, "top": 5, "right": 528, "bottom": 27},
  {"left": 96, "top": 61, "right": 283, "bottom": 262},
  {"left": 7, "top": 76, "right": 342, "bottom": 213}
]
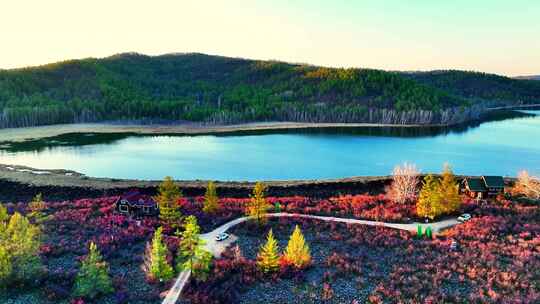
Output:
[
  {"left": 0, "top": 121, "right": 440, "bottom": 143},
  {"left": 0, "top": 163, "right": 514, "bottom": 203},
  {"left": 1, "top": 104, "right": 538, "bottom": 143},
  {"left": 0, "top": 163, "right": 394, "bottom": 202}
]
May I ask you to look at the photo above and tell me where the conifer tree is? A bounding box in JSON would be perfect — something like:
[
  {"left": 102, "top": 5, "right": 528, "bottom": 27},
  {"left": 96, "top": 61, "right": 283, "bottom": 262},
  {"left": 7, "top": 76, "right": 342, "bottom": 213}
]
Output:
[
  {"left": 144, "top": 227, "right": 174, "bottom": 282},
  {"left": 439, "top": 164, "right": 461, "bottom": 213},
  {"left": 5, "top": 213, "right": 42, "bottom": 283},
  {"left": 0, "top": 245, "right": 11, "bottom": 287},
  {"left": 0, "top": 204, "right": 8, "bottom": 223},
  {"left": 155, "top": 176, "right": 183, "bottom": 229},
  {"left": 177, "top": 216, "right": 212, "bottom": 281},
  {"left": 257, "top": 229, "right": 280, "bottom": 273},
  {"left": 283, "top": 225, "right": 311, "bottom": 269},
  {"left": 417, "top": 174, "right": 441, "bottom": 220},
  {"left": 246, "top": 182, "right": 270, "bottom": 226},
  {"left": 203, "top": 181, "right": 219, "bottom": 214},
  {"left": 73, "top": 242, "right": 114, "bottom": 299},
  {"left": 0, "top": 205, "right": 7, "bottom": 240}
]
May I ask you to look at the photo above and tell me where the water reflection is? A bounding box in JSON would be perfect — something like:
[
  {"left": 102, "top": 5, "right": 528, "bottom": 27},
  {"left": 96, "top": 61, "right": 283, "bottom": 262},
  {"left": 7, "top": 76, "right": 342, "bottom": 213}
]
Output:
[
  {"left": 0, "top": 110, "right": 533, "bottom": 153},
  {"left": 0, "top": 110, "right": 538, "bottom": 180}
]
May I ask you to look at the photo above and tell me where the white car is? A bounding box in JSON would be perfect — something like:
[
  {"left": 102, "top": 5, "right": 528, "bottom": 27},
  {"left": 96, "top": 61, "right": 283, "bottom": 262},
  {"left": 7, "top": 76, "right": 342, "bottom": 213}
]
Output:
[
  {"left": 215, "top": 232, "right": 229, "bottom": 242},
  {"left": 457, "top": 213, "right": 472, "bottom": 222}
]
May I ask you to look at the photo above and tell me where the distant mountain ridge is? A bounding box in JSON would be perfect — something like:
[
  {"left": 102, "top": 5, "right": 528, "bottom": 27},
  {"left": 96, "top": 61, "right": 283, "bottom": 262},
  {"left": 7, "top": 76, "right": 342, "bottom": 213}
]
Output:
[
  {"left": 514, "top": 75, "right": 540, "bottom": 80},
  {"left": 0, "top": 52, "right": 539, "bottom": 128}
]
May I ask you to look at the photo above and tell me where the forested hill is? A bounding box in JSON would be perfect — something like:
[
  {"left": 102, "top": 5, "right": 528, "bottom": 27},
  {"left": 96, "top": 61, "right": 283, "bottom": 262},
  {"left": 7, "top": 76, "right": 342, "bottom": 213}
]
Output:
[
  {"left": 405, "top": 70, "right": 540, "bottom": 103},
  {"left": 0, "top": 53, "right": 538, "bottom": 128}
]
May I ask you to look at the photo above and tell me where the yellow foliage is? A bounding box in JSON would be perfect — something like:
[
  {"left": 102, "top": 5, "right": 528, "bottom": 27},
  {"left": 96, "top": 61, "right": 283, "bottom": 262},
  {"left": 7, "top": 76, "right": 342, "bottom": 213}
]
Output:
[
  {"left": 417, "top": 174, "right": 441, "bottom": 220},
  {"left": 417, "top": 164, "right": 462, "bottom": 220},
  {"left": 203, "top": 181, "right": 219, "bottom": 214},
  {"left": 257, "top": 229, "right": 280, "bottom": 273},
  {"left": 155, "top": 176, "right": 182, "bottom": 228},
  {"left": 246, "top": 182, "right": 269, "bottom": 225},
  {"left": 283, "top": 225, "right": 311, "bottom": 269},
  {"left": 439, "top": 164, "right": 461, "bottom": 213}
]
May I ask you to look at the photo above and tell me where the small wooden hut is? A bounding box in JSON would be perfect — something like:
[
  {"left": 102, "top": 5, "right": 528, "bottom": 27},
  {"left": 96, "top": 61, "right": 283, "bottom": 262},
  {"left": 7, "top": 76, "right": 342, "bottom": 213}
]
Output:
[
  {"left": 115, "top": 190, "right": 159, "bottom": 217},
  {"left": 463, "top": 176, "right": 505, "bottom": 199}
]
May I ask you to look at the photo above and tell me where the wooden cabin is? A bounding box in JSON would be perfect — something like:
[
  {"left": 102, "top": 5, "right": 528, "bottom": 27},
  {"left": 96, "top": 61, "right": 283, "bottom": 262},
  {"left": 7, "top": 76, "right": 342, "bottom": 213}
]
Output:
[
  {"left": 115, "top": 190, "right": 159, "bottom": 217},
  {"left": 463, "top": 176, "right": 505, "bottom": 199}
]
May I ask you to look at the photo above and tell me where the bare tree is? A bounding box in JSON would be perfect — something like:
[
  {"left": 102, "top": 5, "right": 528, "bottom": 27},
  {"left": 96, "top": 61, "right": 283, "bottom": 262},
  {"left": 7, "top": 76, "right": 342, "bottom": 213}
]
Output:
[
  {"left": 513, "top": 170, "right": 540, "bottom": 199},
  {"left": 387, "top": 162, "right": 420, "bottom": 204}
]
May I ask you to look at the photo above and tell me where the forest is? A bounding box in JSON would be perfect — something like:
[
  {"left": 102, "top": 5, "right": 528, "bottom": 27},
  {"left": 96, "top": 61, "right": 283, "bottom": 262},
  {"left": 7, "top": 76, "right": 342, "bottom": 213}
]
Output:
[{"left": 1, "top": 53, "right": 539, "bottom": 128}]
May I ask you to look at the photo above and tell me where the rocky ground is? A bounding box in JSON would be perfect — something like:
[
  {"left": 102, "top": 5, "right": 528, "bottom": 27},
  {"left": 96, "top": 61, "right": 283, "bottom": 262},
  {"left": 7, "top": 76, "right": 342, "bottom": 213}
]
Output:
[{"left": 218, "top": 218, "right": 410, "bottom": 304}]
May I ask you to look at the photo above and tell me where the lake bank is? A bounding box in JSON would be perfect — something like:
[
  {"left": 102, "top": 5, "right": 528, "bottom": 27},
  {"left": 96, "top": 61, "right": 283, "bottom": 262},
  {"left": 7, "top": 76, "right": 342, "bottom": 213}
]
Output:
[
  {"left": 0, "top": 163, "right": 515, "bottom": 203},
  {"left": 0, "top": 163, "right": 393, "bottom": 202},
  {"left": 1, "top": 106, "right": 537, "bottom": 143},
  {"left": 0, "top": 121, "right": 433, "bottom": 143}
]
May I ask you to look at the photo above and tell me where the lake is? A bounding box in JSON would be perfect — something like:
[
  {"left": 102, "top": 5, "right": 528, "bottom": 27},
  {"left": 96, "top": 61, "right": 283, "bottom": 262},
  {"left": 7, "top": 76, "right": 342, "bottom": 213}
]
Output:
[{"left": 1, "top": 110, "right": 539, "bottom": 181}]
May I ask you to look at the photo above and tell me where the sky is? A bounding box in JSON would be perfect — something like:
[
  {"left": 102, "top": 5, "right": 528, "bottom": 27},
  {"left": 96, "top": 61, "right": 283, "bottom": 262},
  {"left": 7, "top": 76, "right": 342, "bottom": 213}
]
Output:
[{"left": 1, "top": 0, "right": 539, "bottom": 76}]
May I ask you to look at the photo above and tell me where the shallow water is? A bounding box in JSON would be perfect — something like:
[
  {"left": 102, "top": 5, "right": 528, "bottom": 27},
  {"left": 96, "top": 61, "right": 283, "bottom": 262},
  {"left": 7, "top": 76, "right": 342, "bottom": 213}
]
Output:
[{"left": 1, "top": 111, "right": 539, "bottom": 180}]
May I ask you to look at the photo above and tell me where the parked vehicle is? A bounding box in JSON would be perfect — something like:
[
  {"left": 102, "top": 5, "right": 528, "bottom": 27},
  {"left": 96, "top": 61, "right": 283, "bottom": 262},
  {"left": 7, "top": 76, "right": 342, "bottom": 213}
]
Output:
[
  {"left": 215, "top": 232, "right": 230, "bottom": 242},
  {"left": 457, "top": 213, "right": 472, "bottom": 222}
]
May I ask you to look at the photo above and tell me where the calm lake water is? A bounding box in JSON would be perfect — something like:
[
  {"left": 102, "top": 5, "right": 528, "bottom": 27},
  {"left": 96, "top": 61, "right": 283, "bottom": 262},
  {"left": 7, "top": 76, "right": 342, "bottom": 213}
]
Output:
[{"left": 1, "top": 111, "right": 539, "bottom": 180}]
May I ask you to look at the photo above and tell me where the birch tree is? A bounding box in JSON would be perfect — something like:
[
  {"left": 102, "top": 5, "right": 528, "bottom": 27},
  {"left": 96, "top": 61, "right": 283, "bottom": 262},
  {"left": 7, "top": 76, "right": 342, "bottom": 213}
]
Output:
[{"left": 387, "top": 162, "right": 420, "bottom": 204}]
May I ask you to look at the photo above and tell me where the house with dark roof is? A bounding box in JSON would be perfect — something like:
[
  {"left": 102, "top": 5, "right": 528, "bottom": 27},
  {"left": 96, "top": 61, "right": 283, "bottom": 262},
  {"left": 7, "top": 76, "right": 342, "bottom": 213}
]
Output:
[
  {"left": 115, "top": 190, "right": 159, "bottom": 217},
  {"left": 463, "top": 176, "right": 505, "bottom": 199}
]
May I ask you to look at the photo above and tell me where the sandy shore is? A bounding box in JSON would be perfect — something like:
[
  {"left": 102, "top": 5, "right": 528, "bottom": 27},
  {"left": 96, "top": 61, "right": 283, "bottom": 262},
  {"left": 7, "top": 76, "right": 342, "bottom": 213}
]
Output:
[{"left": 0, "top": 121, "right": 429, "bottom": 143}]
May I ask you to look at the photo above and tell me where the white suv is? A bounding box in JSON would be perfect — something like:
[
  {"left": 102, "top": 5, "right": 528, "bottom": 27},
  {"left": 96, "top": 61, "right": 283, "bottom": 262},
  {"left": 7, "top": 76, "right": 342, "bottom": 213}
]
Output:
[
  {"left": 215, "top": 232, "right": 230, "bottom": 242},
  {"left": 457, "top": 213, "right": 472, "bottom": 222}
]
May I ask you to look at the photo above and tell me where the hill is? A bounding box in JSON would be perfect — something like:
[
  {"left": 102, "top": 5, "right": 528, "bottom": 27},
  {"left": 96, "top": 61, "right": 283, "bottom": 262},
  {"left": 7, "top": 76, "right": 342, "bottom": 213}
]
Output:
[
  {"left": 405, "top": 70, "right": 540, "bottom": 103},
  {"left": 514, "top": 75, "right": 540, "bottom": 81},
  {"left": 0, "top": 53, "right": 538, "bottom": 128}
]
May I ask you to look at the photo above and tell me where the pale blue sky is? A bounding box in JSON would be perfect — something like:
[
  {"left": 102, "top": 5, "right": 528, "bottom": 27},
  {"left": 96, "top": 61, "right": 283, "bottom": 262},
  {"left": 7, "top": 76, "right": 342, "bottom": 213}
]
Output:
[{"left": 2, "top": 0, "right": 539, "bottom": 76}]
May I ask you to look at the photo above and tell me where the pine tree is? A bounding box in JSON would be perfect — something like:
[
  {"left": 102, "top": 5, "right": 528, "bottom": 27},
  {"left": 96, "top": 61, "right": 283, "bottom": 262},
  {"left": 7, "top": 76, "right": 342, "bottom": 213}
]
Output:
[
  {"left": 439, "top": 164, "right": 461, "bottom": 213},
  {"left": 155, "top": 176, "right": 182, "bottom": 229},
  {"left": 0, "top": 245, "right": 11, "bottom": 288},
  {"left": 417, "top": 174, "right": 441, "bottom": 220},
  {"left": 283, "top": 225, "right": 311, "bottom": 269},
  {"left": 144, "top": 227, "right": 174, "bottom": 282},
  {"left": 177, "top": 216, "right": 212, "bottom": 281},
  {"left": 202, "top": 181, "right": 219, "bottom": 214},
  {"left": 0, "top": 204, "right": 7, "bottom": 240},
  {"left": 246, "top": 182, "right": 270, "bottom": 226},
  {"left": 0, "top": 204, "right": 8, "bottom": 223},
  {"left": 5, "top": 213, "right": 42, "bottom": 284},
  {"left": 73, "top": 242, "right": 114, "bottom": 299},
  {"left": 257, "top": 229, "right": 280, "bottom": 273}
]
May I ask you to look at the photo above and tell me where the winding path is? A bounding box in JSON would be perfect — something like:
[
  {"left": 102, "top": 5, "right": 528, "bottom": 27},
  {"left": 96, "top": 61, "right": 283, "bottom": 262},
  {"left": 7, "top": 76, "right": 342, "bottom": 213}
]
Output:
[{"left": 162, "top": 213, "right": 459, "bottom": 304}]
